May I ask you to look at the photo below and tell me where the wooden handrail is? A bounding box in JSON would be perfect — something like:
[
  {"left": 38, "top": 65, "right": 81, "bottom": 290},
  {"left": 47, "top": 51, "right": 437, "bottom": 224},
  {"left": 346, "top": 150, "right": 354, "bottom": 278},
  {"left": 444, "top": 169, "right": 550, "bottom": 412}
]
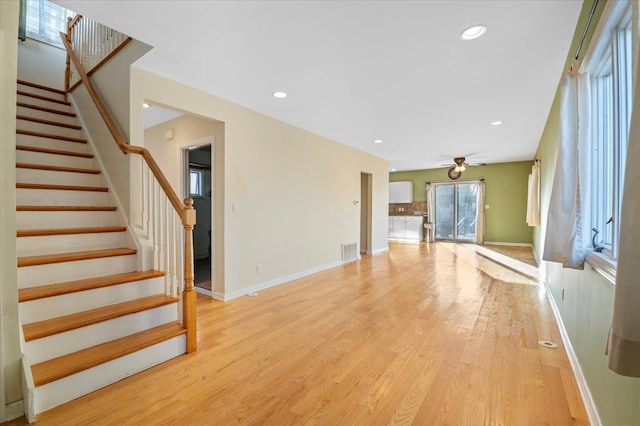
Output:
[
  {"left": 58, "top": 30, "right": 196, "bottom": 352},
  {"left": 59, "top": 31, "right": 187, "bottom": 222}
]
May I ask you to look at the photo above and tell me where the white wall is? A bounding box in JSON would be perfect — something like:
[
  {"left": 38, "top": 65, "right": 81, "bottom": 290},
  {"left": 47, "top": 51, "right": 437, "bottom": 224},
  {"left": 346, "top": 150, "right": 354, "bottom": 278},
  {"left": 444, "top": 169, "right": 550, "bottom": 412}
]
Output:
[
  {"left": 1, "top": 1, "right": 22, "bottom": 420},
  {"left": 17, "top": 38, "right": 66, "bottom": 89},
  {"left": 130, "top": 68, "right": 389, "bottom": 300}
]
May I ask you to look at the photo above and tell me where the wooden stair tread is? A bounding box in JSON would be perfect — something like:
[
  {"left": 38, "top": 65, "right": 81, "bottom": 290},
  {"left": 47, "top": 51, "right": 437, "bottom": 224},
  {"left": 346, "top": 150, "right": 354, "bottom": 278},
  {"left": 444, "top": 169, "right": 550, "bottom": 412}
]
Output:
[
  {"left": 17, "top": 129, "right": 87, "bottom": 144},
  {"left": 16, "top": 144, "right": 93, "bottom": 158},
  {"left": 18, "top": 226, "right": 126, "bottom": 238},
  {"left": 18, "top": 247, "right": 136, "bottom": 267},
  {"left": 19, "top": 271, "right": 166, "bottom": 302},
  {"left": 17, "top": 79, "right": 66, "bottom": 96},
  {"left": 17, "top": 114, "right": 81, "bottom": 130},
  {"left": 17, "top": 90, "right": 70, "bottom": 106},
  {"left": 17, "top": 162, "right": 100, "bottom": 174},
  {"left": 16, "top": 162, "right": 100, "bottom": 174},
  {"left": 17, "top": 102, "right": 76, "bottom": 118},
  {"left": 16, "top": 205, "right": 116, "bottom": 212},
  {"left": 23, "top": 294, "right": 179, "bottom": 342},
  {"left": 31, "top": 322, "right": 186, "bottom": 386},
  {"left": 16, "top": 183, "right": 108, "bottom": 192}
]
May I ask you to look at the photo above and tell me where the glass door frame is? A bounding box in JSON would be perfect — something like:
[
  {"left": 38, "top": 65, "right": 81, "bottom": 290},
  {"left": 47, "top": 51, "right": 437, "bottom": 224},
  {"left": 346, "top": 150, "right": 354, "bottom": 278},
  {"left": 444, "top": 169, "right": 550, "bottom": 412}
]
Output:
[{"left": 433, "top": 181, "right": 481, "bottom": 242}]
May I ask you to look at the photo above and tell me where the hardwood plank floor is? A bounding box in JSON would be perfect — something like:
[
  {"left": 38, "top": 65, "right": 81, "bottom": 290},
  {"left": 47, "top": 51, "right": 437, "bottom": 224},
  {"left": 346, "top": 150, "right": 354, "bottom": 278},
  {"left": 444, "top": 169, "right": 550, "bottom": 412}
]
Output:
[{"left": 5, "top": 242, "right": 588, "bottom": 425}]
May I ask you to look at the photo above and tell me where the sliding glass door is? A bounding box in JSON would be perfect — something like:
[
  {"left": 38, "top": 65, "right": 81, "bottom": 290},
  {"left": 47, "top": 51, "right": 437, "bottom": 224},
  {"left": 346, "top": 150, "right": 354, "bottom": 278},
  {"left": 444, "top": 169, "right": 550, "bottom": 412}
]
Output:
[{"left": 434, "top": 182, "right": 480, "bottom": 241}]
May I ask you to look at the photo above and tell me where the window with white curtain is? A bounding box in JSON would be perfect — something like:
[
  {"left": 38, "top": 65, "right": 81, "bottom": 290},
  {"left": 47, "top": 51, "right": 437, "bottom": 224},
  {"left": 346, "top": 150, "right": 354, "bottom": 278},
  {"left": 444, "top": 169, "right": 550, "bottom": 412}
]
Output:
[
  {"left": 585, "top": 1, "right": 632, "bottom": 260},
  {"left": 25, "top": 0, "right": 74, "bottom": 48}
]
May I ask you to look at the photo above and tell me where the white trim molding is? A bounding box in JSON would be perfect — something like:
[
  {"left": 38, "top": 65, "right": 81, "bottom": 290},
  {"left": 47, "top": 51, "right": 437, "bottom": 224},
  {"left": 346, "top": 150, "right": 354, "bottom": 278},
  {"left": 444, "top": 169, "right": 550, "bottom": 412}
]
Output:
[
  {"left": 371, "top": 246, "right": 389, "bottom": 255},
  {"left": 585, "top": 252, "right": 616, "bottom": 285},
  {"left": 543, "top": 279, "right": 603, "bottom": 426},
  {"left": 214, "top": 260, "right": 346, "bottom": 302},
  {"left": 4, "top": 400, "right": 24, "bottom": 423}
]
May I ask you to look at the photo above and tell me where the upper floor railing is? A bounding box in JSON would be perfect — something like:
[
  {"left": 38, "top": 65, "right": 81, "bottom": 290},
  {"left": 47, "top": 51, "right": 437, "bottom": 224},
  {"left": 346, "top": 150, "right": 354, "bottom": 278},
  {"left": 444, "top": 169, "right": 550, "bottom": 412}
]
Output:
[
  {"left": 64, "top": 15, "right": 132, "bottom": 94},
  {"left": 59, "top": 22, "right": 197, "bottom": 352}
]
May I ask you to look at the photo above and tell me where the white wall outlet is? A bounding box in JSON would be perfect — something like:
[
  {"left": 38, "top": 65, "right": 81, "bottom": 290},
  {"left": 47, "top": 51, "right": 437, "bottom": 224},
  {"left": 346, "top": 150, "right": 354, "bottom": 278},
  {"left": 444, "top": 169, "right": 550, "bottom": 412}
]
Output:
[
  {"left": 256, "top": 263, "right": 261, "bottom": 273},
  {"left": 485, "top": 204, "right": 490, "bottom": 209},
  {"left": 232, "top": 203, "right": 238, "bottom": 213}
]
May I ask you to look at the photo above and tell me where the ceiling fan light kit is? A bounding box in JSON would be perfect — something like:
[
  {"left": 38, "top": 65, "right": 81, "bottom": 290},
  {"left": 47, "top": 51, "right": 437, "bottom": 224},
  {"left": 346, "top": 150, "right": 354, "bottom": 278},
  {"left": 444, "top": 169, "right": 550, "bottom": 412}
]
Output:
[{"left": 445, "top": 156, "right": 485, "bottom": 180}]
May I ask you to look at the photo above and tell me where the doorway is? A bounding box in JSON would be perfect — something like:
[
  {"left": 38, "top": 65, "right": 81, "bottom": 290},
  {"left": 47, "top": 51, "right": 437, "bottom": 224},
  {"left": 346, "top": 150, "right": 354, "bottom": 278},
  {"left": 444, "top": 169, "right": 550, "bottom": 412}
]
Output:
[
  {"left": 182, "top": 141, "right": 213, "bottom": 295},
  {"left": 434, "top": 182, "right": 483, "bottom": 242},
  {"left": 360, "top": 173, "right": 373, "bottom": 254}
]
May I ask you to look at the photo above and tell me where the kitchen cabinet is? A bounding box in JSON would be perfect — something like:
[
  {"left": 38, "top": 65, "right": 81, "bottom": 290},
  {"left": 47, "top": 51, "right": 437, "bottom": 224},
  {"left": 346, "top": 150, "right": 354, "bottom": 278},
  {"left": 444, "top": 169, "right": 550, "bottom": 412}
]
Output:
[
  {"left": 388, "top": 216, "right": 423, "bottom": 241},
  {"left": 389, "top": 182, "right": 413, "bottom": 203}
]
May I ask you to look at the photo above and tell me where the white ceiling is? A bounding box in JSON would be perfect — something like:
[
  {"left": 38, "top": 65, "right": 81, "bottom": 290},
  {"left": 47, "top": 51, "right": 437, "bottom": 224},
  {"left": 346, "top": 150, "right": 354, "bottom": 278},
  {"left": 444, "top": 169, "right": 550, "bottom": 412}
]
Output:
[
  {"left": 143, "top": 104, "right": 183, "bottom": 130},
  {"left": 56, "top": 0, "right": 582, "bottom": 171}
]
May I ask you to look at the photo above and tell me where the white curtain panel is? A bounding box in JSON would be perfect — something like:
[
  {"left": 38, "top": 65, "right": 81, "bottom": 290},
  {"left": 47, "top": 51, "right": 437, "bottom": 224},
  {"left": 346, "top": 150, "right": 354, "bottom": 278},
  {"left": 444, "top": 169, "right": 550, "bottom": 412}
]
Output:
[
  {"left": 426, "top": 184, "right": 435, "bottom": 224},
  {"left": 607, "top": 19, "right": 640, "bottom": 375},
  {"left": 542, "top": 74, "right": 591, "bottom": 269},
  {"left": 526, "top": 163, "right": 541, "bottom": 226},
  {"left": 474, "top": 181, "right": 486, "bottom": 244}
]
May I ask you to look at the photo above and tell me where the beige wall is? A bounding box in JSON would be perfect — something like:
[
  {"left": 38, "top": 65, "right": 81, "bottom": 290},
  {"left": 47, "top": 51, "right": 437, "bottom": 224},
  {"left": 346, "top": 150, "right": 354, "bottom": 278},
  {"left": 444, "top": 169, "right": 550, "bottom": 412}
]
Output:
[
  {"left": 1, "top": 0, "right": 22, "bottom": 419},
  {"left": 143, "top": 114, "right": 225, "bottom": 295},
  {"left": 17, "top": 38, "right": 66, "bottom": 90},
  {"left": 130, "top": 68, "right": 389, "bottom": 299}
]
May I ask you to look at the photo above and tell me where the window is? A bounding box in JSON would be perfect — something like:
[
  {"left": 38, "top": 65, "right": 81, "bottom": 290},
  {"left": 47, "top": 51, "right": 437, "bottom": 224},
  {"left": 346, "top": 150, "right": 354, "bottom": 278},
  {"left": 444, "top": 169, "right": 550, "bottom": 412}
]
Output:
[
  {"left": 584, "top": 1, "right": 632, "bottom": 261},
  {"left": 189, "top": 169, "right": 203, "bottom": 197},
  {"left": 25, "top": 0, "right": 74, "bottom": 48}
]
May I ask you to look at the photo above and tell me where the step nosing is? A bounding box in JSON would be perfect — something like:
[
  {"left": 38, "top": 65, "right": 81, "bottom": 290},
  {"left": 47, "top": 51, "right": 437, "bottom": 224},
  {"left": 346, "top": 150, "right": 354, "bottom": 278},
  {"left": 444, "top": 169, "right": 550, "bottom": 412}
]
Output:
[
  {"left": 17, "top": 90, "right": 70, "bottom": 105},
  {"left": 17, "top": 226, "right": 127, "bottom": 237},
  {"left": 16, "top": 144, "right": 94, "bottom": 158},
  {"left": 31, "top": 322, "right": 186, "bottom": 386},
  {"left": 16, "top": 205, "right": 117, "bottom": 212},
  {"left": 17, "top": 115, "right": 82, "bottom": 130},
  {"left": 18, "top": 248, "right": 137, "bottom": 267},
  {"left": 18, "top": 271, "right": 166, "bottom": 302},
  {"left": 16, "top": 183, "right": 108, "bottom": 192},
  {"left": 17, "top": 80, "right": 66, "bottom": 96},
  {"left": 23, "top": 295, "right": 180, "bottom": 341},
  {"left": 17, "top": 102, "right": 76, "bottom": 117},
  {"left": 17, "top": 129, "right": 87, "bottom": 144},
  {"left": 16, "top": 163, "right": 100, "bottom": 174}
]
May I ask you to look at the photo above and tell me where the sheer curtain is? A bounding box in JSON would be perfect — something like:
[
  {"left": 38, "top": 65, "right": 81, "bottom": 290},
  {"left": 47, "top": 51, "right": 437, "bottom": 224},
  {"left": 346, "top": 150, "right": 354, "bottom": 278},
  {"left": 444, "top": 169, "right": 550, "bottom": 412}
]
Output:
[
  {"left": 542, "top": 74, "right": 591, "bottom": 269},
  {"left": 425, "top": 184, "right": 435, "bottom": 242},
  {"left": 526, "top": 162, "right": 540, "bottom": 226},
  {"left": 474, "top": 181, "right": 485, "bottom": 244},
  {"left": 607, "top": 20, "right": 640, "bottom": 375}
]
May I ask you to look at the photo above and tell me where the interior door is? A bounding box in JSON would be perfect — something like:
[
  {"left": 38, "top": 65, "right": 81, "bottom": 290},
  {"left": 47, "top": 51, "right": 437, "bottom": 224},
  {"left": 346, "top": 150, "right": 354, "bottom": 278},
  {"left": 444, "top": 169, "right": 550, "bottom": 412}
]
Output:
[{"left": 434, "top": 183, "right": 478, "bottom": 241}]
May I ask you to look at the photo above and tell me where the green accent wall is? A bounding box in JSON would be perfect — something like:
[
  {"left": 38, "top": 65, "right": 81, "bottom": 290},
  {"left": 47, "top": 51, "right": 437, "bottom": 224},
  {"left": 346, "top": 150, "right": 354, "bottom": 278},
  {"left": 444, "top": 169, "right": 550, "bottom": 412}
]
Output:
[
  {"left": 390, "top": 161, "right": 533, "bottom": 244},
  {"left": 535, "top": 1, "right": 640, "bottom": 424}
]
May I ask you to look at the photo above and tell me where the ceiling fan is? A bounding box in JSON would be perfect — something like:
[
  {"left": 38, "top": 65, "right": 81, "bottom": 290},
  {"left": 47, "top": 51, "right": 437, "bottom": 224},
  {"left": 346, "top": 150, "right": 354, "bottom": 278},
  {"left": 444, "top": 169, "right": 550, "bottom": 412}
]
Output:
[{"left": 443, "top": 157, "right": 486, "bottom": 180}]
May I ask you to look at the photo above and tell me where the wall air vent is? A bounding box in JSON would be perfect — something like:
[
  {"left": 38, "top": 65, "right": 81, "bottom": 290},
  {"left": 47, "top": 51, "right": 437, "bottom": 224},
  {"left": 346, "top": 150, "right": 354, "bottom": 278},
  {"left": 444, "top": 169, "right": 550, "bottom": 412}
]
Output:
[{"left": 341, "top": 242, "right": 358, "bottom": 263}]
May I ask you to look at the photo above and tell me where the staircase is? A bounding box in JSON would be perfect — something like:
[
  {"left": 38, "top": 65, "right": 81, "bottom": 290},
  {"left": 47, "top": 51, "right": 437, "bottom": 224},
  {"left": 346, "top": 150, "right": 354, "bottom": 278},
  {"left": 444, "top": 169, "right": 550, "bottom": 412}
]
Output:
[{"left": 15, "top": 80, "right": 187, "bottom": 417}]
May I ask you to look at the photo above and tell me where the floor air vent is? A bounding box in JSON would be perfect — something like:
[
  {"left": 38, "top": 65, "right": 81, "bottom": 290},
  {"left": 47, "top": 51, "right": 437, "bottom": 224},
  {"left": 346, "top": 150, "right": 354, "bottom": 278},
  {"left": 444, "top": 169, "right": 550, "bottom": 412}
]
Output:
[{"left": 341, "top": 242, "right": 358, "bottom": 263}]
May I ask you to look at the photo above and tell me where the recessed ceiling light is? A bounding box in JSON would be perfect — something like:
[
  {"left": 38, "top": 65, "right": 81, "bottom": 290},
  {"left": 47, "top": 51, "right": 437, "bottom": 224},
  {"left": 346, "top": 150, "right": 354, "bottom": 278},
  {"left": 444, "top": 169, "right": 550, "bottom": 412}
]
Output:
[
  {"left": 374, "top": 139, "right": 383, "bottom": 144},
  {"left": 491, "top": 120, "right": 503, "bottom": 126},
  {"left": 391, "top": 168, "right": 396, "bottom": 172},
  {"left": 272, "top": 91, "right": 287, "bottom": 98},
  {"left": 143, "top": 103, "right": 150, "bottom": 108},
  {"left": 460, "top": 25, "right": 487, "bottom": 41}
]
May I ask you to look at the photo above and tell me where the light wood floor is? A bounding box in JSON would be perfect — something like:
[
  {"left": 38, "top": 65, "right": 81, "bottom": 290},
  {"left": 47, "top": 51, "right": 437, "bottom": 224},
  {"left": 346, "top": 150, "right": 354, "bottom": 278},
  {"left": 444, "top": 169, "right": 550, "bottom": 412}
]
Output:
[{"left": 5, "top": 243, "right": 588, "bottom": 425}]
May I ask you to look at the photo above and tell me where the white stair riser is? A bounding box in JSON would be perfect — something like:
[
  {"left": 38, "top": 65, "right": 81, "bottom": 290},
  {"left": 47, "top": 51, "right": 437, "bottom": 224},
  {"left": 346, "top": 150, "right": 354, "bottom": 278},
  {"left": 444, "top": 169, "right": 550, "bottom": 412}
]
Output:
[
  {"left": 17, "top": 232, "right": 130, "bottom": 257},
  {"left": 17, "top": 119, "right": 84, "bottom": 139},
  {"left": 16, "top": 168, "right": 103, "bottom": 187},
  {"left": 17, "top": 106, "right": 78, "bottom": 126},
  {"left": 17, "top": 149, "right": 96, "bottom": 169},
  {"left": 17, "top": 188, "right": 110, "bottom": 206},
  {"left": 20, "top": 277, "right": 166, "bottom": 324},
  {"left": 33, "top": 335, "right": 186, "bottom": 415},
  {"left": 17, "top": 210, "right": 120, "bottom": 229},
  {"left": 25, "top": 303, "right": 178, "bottom": 363},
  {"left": 17, "top": 85, "right": 66, "bottom": 102},
  {"left": 18, "top": 254, "right": 137, "bottom": 288},
  {"left": 17, "top": 134, "right": 90, "bottom": 154},
  {"left": 17, "top": 94, "right": 72, "bottom": 112}
]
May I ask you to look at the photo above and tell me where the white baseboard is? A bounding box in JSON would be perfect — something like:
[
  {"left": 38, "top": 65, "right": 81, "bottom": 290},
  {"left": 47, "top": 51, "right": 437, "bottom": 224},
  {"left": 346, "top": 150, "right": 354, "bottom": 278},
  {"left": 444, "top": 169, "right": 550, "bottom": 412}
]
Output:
[
  {"left": 4, "top": 400, "right": 24, "bottom": 422},
  {"left": 217, "top": 260, "right": 345, "bottom": 301},
  {"left": 195, "top": 286, "right": 212, "bottom": 297},
  {"left": 543, "top": 279, "right": 602, "bottom": 426},
  {"left": 484, "top": 241, "right": 533, "bottom": 247},
  {"left": 371, "top": 246, "right": 389, "bottom": 255}
]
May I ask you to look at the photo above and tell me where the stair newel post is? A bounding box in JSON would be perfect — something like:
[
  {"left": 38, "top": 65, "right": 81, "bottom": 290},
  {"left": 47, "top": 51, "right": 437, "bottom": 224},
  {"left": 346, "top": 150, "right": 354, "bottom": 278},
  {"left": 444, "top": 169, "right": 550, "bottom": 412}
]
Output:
[
  {"left": 182, "top": 197, "right": 197, "bottom": 352},
  {"left": 64, "top": 17, "right": 72, "bottom": 101}
]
